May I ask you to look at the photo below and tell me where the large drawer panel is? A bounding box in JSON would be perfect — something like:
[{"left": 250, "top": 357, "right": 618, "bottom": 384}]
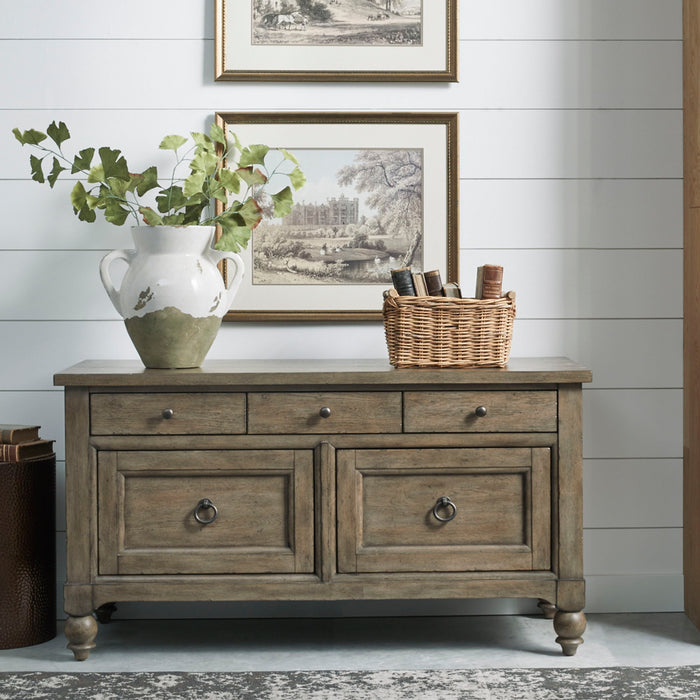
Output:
[
  {"left": 337, "top": 447, "right": 551, "bottom": 573},
  {"left": 91, "top": 393, "right": 246, "bottom": 435},
  {"left": 97, "top": 449, "right": 314, "bottom": 574},
  {"left": 248, "top": 392, "right": 402, "bottom": 434},
  {"left": 404, "top": 391, "right": 557, "bottom": 433}
]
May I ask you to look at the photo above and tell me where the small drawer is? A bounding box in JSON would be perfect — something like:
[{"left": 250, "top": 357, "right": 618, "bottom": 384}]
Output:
[
  {"left": 91, "top": 393, "right": 246, "bottom": 435},
  {"left": 248, "top": 392, "right": 402, "bottom": 434},
  {"left": 97, "top": 449, "right": 314, "bottom": 575},
  {"left": 337, "top": 447, "right": 551, "bottom": 573},
  {"left": 404, "top": 390, "right": 557, "bottom": 433}
]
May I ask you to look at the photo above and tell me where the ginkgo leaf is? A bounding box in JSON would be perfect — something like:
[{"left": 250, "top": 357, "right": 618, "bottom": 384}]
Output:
[
  {"left": 215, "top": 222, "right": 252, "bottom": 253},
  {"left": 289, "top": 166, "right": 306, "bottom": 191},
  {"left": 210, "top": 122, "right": 227, "bottom": 146},
  {"left": 72, "top": 148, "right": 95, "bottom": 174},
  {"left": 183, "top": 170, "right": 206, "bottom": 198},
  {"left": 189, "top": 150, "right": 219, "bottom": 175},
  {"left": 139, "top": 206, "right": 164, "bottom": 226},
  {"left": 280, "top": 148, "right": 299, "bottom": 165},
  {"left": 191, "top": 131, "right": 215, "bottom": 152},
  {"left": 159, "top": 134, "right": 188, "bottom": 151},
  {"left": 47, "top": 157, "right": 67, "bottom": 188},
  {"left": 103, "top": 199, "right": 130, "bottom": 225},
  {"left": 238, "top": 144, "right": 269, "bottom": 167},
  {"left": 99, "top": 147, "right": 130, "bottom": 181},
  {"left": 29, "top": 155, "right": 45, "bottom": 183},
  {"left": 219, "top": 168, "right": 241, "bottom": 194},
  {"left": 134, "top": 166, "right": 160, "bottom": 196},
  {"left": 47, "top": 121, "right": 70, "bottom": 148},
  {"left": 13, "top": 128, "right": 47, "bottom": 146},
  {"left": 272, "top": 186, "right": 294, "bottom": 218},
  {"left": 237, "top": 166, "right": 267, "bottom": 187}
]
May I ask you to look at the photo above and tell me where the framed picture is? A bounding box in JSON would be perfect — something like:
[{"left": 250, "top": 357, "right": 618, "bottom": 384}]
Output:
[
  {"left": 216, "top": 112, "right": 458, "bottom": 322},
  {"left": 215, "top": 0, "right": 457, "bottom": 82}
]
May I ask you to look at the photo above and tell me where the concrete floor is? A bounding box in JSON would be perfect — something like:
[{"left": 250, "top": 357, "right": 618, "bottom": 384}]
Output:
[{"left": 1, "top": 613, "right": 699, "bottom": 672}]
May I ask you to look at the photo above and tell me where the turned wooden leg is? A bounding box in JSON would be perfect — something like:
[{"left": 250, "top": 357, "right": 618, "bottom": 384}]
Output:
[
  {"left": 65, "top": 614, "right": 98, "bottom": 661},
  {"left": 538, "top": 599, "right": 557, "bottom": 619},
  {"left": 95, "top": 602, "right": 118, "bottom": 624},
  {"left": 553, "top": 610, "right": 586, "bottom": 656}
]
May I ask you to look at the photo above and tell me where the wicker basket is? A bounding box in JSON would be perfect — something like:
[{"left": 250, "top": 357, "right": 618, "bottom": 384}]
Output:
[{"left": 383, "top": 292, "right": 516, "bottom": 368}]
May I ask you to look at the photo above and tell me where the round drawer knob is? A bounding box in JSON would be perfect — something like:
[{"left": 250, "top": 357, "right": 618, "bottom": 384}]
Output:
[
  {"left": 432, "top": 496, "right": 457, "bottom": 523},
  {"left": 319, "top": 407, "right": 332, "bottom": 419},
  {"left": 475, "top": 406, "right": 487, "bottom": 418},
  {"left": 162, "top": 408, "right": 175, "bottom": 419},
  {"left": 193, "top": 498, "right": 218, "bottom": 525}
]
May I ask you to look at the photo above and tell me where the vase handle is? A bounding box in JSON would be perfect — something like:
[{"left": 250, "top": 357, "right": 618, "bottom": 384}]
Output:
[
  {"left": 99, "top": 248, "right": 135, "bottom": 315},
  {"left": 209, "top": 250, "right": 245, "bottom": 310}
]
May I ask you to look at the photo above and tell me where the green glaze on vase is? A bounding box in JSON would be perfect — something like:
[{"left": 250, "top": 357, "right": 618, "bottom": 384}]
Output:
[{"left": 124, "top": 307, "right": 222, "bottom": 369}]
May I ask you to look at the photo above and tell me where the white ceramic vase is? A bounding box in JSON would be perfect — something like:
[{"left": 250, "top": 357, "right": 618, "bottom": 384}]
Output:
[{"left": 99, "top": 225, "right": 244, "bottom": 368}]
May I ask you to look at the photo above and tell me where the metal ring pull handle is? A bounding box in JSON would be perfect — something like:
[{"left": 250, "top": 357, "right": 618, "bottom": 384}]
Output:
[
  {"left": 193, "top": 498, "right": 218, "bottom": 525},
  {"left": 432, "top": 496, "right": 457, "bottom": 522}
]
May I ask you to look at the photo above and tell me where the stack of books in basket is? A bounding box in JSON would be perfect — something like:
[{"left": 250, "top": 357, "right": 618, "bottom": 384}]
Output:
[{"left": 382, "top": 264, "right": 516, "bottom": 369}]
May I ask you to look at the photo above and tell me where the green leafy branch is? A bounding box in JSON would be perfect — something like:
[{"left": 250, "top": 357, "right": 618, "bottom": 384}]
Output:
[{"left": 12, "top": 121, "right": 306, "bottom": 252}]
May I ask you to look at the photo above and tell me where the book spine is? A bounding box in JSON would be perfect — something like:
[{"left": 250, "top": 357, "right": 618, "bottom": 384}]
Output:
[
  {"left": 443, "top": 282, "right": 462, "bottom": 298},
  {"left": 424, "top": 269, "right": 444, "bottom": 296},
  {"left": 476, "top": 265, "right": 503, "bottom": 299},
  {"left": 412, "top": 272, "right": 428, "bottom": 296},
  {"left": 0, "top": 443, "right": 20, "bottom": 460},
  {"left": 0, "top": 440, "right": 54, "bottom": 461},
  {"left": 0, "top": 426, "right": 39, "bottom": 443},
  {"left": 481, "top": 265, "right": 503, "bottom": 298},
  {"left": 475, "top": 266, "right": 484, "bottom": 298},
  {"left": 391, "top": 267, "right": 416, "bottom": 296}
]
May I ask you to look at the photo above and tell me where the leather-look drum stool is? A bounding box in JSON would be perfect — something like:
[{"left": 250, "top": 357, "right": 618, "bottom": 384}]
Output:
[{"left": 0, "top": 454, "right": 56, "bottom": 648}]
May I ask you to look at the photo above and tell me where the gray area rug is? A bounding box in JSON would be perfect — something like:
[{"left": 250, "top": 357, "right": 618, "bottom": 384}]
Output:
[{"left": 1, "top": 667, "right": 699, "bottom": 699}]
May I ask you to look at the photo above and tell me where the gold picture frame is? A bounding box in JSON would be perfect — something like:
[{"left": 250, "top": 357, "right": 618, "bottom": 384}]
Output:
[
  {"left": 216, "top": 112, "right": 458, "bottom": 322},
  {"left": 215, "top": 0, "right": 457, "bottom": 82}
]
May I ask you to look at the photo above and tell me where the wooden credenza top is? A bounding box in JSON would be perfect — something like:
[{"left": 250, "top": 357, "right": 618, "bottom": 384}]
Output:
[{"left": 54, "top": 357, "right": 592, "bottom": 388}]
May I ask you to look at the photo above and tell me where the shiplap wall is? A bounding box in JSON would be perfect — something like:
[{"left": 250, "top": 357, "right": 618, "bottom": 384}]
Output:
[{"left": 0, "top": 0, "right": 682, "bottom": 618}]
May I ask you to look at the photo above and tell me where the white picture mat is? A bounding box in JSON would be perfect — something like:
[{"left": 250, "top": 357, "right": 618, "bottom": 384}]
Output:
[
  {"left": 224, "top": 120, "right": 449, "bottom": 313},
  {"left": 222, "top": 2, "right": 447, "bottom": 73}
]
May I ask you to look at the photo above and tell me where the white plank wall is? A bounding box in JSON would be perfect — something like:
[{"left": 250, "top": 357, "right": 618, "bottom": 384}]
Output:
[{"left": 0, "top": 0, "right": 682, "bottom": 617}]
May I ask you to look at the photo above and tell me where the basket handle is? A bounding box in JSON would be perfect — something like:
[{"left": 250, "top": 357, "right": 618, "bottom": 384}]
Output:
[{"left": 382, "top": 288, "right": 400, "bottom": 310}]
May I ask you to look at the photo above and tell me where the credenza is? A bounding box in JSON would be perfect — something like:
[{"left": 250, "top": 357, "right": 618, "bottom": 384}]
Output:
[{"left": 55, "top": 358, "right": 591, "bottom": 660}]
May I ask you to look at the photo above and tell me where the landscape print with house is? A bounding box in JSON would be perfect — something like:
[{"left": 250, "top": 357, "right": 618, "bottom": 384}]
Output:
[
  {"left": 252, "top": 148, "right": 424, "bottom": 285},
  {"left": 252, "top": 0, "right": 422, "bottom": 46}
]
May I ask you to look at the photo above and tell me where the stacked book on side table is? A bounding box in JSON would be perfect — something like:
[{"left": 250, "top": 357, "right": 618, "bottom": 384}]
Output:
[
  {"left": 0, "top": 424, "right": 56, "bottom": 649},
  {"left": 0, "top": 424, "right": 54, "bottom": 462}
]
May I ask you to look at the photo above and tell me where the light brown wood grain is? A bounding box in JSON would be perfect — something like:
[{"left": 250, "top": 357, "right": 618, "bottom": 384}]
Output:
[
  {"left": 54, "top": 357, "right": 592, "bottom": 387},
  {"left": 404, "top": 391, "right": 557, "bottom": 433},
  {"left": 556, "top": 385, "right": 584, "bottom": 583},
  {"left": 63, "top": 388, "right": 93, "bottom": 592},
  {"left": 88, "top": 576, "right": 558, "bottom": 608},
  {"left": 336, "top": 447, "right": 550, "bottom": 574},
  {"left": 97, "top": 450, "right": 314, "bottom": 575},
  {"left": 315, "top": 442, "right": 336, "bottom": 582},
  {"left": 57, "top": 358, "right": 589, "bottom": 658},
  {"left": 684, "top": 0, "right": 700, "bottom": 630},
  {"left": 248, "top": 392, "right": 402, "bottom": 434},
  {"left": 91, "top": 393, "right": 246, "bottom": 435},
  {"left": 532, "top": 448, "right": 552, "bottom": 570}
]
